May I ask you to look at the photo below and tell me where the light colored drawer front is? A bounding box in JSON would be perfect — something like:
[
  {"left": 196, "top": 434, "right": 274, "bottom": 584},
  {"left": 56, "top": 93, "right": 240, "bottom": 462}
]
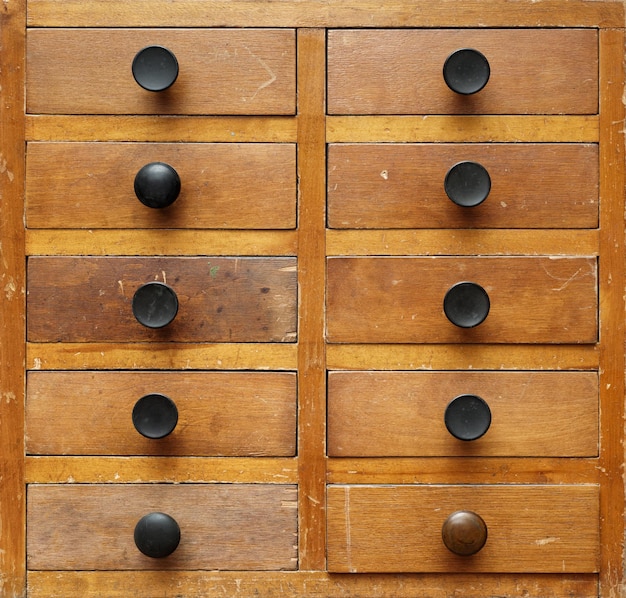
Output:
[
  {"left": 326, "top": 257, "right": 597, "bottom": 344},
  {"left": 327, "top": 371, "right": 598, "bottom": 457},
  {"left": 327, "top": 29, "right": 597, "bottom": 115},
  {"left": 27, "top": 29, "right": 295, "bottom": 115},
  {"left": 327, "top": 144, "right": 598, "bottom": 229},
  {"left": 27, "top": 484, "right": 298, "bottom": 570},
  {"left": 26, "top": 143, "right": 297, "bottom": 229},
  {"left": 327, "top": 485, "right": 599, "bottom": 573},
  {"left": 27, "top": 371, "right": 296, "bottom": 456},
  {"left": 27, "top": 257, "right": 297, "bottom": 343}
]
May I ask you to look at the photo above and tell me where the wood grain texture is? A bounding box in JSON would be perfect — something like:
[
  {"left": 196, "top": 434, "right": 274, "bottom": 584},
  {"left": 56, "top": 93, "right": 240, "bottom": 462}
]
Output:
[
  {"left": 27, "top": 29, "right": 296, "bottom": 115},
  {"left": 27, "top": 484, "right": 298, "bottom": 570},
  {"left": 26, "top": 571, "right": 600, "bottom": 598},
  {"left": 327, "top": 257, "right": 597, "bottom": 344},
  {"left": 296, "top": 28, "right": 327, "bottom": 571},
  {"left": 27, "top": 257, "right": 297, "bottom": 342},
  {"left": 26, "top": 0, "right": 624, "bottom": 27},
  {"left": 26, "top": 371, "right": 296, "bottom": 456},
  {"left": 26, "top": 143, "right": 297, "bottom": 229},
  {"left": 328, "top": 371, "right": 598, "bottom": 457},
  {"left": 0, "top": 0, "right": 26, "bottom": 594},
  {"left": 328, "top": 144, "right": 598, "bottom": 229},
  {"left": 327, "top": 485, "right": 599, "bottom": 573},
  {"left": 328, "top": 29, "right": 598, "bottom": 115}
]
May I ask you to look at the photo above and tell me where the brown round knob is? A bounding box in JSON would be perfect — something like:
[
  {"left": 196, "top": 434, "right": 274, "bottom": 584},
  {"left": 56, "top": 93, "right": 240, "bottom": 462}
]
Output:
[{"left": 442, "top": 510, "right": 487, "bottom": 556}]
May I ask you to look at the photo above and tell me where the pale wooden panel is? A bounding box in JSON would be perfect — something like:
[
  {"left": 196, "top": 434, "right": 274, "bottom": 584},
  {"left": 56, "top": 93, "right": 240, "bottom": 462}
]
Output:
[
  {"left": 328, "top": 30, "right": 598, "bottom": 115},
  {"left": 26, "top": 571, "right": 600, "bottom": 598},
  {"left": 26, "top": 143, "right": 296, "bottom": 229},
  {"left": 26, "top": 230, "right": 298, "bottom": 256},
  {"left": 327, "top": 485, "right": 599, "bottom": 573},
  {"left": 27, "top": 29, "right": 295, "bottom": 115},
  {"left": 27, "top": 484, "right": 297, "bottom": 570},
  {"left": 26, "top": 0, "right": 624, "bottom": 28},
  {"left": 326, "top": 229, "right": 599, "bottom": 257},
  {"left": 328, "top": 144, "right": 598, "bottom": 229},
  {"left": 25, "top": 456, "right": 298, "bottom": 484},
  {"left": 326, "top": 344, "right": 599, "bottom": 371},
  {"left": 27, "top": 257, "right": 297, "bottom": 343},
  {"left": 327, "top": 457, "right": 599, "bottom": 485},
  {"left": 327, "top": 257, "right": 597, "bottom": 344},
  {"left": 27, "top": 342, "right": 298, "bottom": 371},
  {"left": 26, "top": 371, "right": 296, "bottom": 456},
  {"left": 326, "top": 116, "right": 600, "bottom": 143},
  {"left": 328, "top": 371, "right": 598, "bottom": 457},
  {"left": 26, "top": 115, "right": 298, "bottom": 142}
]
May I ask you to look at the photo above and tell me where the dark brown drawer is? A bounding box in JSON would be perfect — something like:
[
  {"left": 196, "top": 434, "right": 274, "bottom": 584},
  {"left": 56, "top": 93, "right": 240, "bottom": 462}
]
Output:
[
  {"left": 26, "top": 143, "right": 297, "bottom": 229},
  {"left": 326, "top": 257, "right": 597, "bottom": 344},
  {"left": 26, "top": 371, "right": 296, "bottom": 456},
  {"left": 27, "top": 29, "right": 295, "bottom": 115},
  {"left": 27, "top": 484, "right": 298, "bottom": 570},
  {"left": 327, "top": 144, "right": 598, "bottom": 229},
  {"left": 327, "top": 29, "right": 597, "bottom": 115},
  {"left": 327, "top": 485, "right": 599, "bottom": 573},
  {"left": 27, "top": 257, "right": 297, "bottom": 342},
  {"left": 328, "top": 371, "right": 598, "bottom": 457}
]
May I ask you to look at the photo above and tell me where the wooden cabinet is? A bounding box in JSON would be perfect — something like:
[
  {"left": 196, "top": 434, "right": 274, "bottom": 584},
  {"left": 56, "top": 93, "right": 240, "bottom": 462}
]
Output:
[{"left": 1, "top": 1, "right": 624, "bottom": 596}]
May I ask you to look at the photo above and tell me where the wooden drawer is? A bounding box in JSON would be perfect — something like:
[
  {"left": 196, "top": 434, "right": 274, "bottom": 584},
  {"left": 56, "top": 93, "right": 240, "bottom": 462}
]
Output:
[
  {"left": 327, "top": 29, "right": 597, "bottom": 115},
  {"left": 327, "top": 371, "right": 598, "bottom": 457},
  {"left": 326, "top": 257, "right": 597, "bottom": 344},
  {"left": 26, "top": 143, "right": 297, "bottom": 229},
  {"left": 327, "top": 144, "right": 598, "bottom": 229},
  {"left": 327, "top": 485, "right": 599, "bottom": 573},
  {"left": 27, "top": 29, "right": 295, "bottom": 115},
  {"left": 26, "top": 371, "right": 296, "bottom": 456},
  {"left": 27, "top": 257, "right": 297, "bottom": 343},
  {"left": 27, "top": 484, "right": 298, "bottom": 570}
]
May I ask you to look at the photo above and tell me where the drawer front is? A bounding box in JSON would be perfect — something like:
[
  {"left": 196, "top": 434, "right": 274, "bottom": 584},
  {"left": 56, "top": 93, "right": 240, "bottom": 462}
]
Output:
[
  {"left": 327, "top": 29, "right": 597, "bottom": 115},
  {"left": 27, "top": 29, "right": 295, "bottom": 115},
  {"left": 26, "top": 371, "right": 296, "bottom": 456},
  {"left": 327, "top": 371, "right": 598, "bottom": 457},
  {"left": 26, "top": 143, "right": 297, "bottom": 229},
  {"left": 27, "top": 257, "right": 297, "bottom": 342},
  {"left": 327, "top": 485, "right": 599, "bottom": 573},
  {"left": 326, "top": 257, "right": 597, "bottom": 344},
  {"left": 27, "top": 484, "right": 298, "bottom": 570},
  {"left": 327, "top": 144, "right": 598, "bottom": 229}
]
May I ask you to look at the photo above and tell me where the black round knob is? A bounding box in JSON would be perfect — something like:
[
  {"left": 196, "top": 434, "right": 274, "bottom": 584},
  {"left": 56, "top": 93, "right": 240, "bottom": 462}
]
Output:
[
  {"left": 442, "top": 510, "right": 488, "bottom": 556},
  {"left": 443, "top": 282, "right": 490, "bottom": 328},
  {"left": 134, "top": 512, "right": 180, "bottom": 558},
  {"left": 132, "top": 282, "right": 179, "bottom": 329},
  {"left": 444, "top": 161, "right": 491, "bottom": 207},
  {"left": 132, "top": 45, "right": 179, "bottom": 92},
  {"left": 132, "top": 394, "right": 178, "bottom": 439},
  {"left": 443, "top": 48, "right": 490, "bottom": 95},
  {"left": 445, "top": 394, "right": 492, "bottom": 441},
  {"left": 134, "top": 162, "right": 181, "bottom": 209}
]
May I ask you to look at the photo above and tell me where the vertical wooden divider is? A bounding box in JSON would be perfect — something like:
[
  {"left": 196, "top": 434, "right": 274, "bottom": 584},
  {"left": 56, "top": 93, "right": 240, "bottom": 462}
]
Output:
[
  {"left": 296, "top": 28, "right": 327, "bottom": 570},
  {"left": 0, "top": 0, "right": 26, "bottom": 596},
  {"left": 598, "top": 27, "right": 625, "bottom": 598}
]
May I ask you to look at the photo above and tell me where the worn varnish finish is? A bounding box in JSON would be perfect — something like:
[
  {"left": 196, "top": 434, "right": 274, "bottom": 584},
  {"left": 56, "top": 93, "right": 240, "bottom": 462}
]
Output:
[
  {"left": 327, "top": 29, "right": 598, "bottom": 115},
  {"left": 328, "top": 144, "right": 598, "bottom": 229},
  {"left": 327, "top": 485, "right": 600, "bottom": 573},
  {"left": 27, "top": 484, "right": 298, "bottom": 570},
  {"left": 0, "top": 1, "right": 621, "bottom": 597},
  {"left": 27, "top": 29, "right": 296, "bottom": 115},
  {"left": 328, "top": 371, "right": 598, "bottom": 457},
  {"left": 327, "top": 257, "right": 598, "bottom": 344},
  {"left": 26, "top": 371, "right": 296, "bottom": 456},
  {"left": 27, "top": 257, "right": 297, "bottom": 342},
  {"left": 26, "top": 143, "right": 297, "bottom": 229}
]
